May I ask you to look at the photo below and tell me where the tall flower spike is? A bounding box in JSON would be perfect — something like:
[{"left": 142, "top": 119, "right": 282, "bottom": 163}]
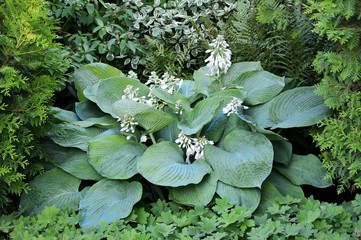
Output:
[{"left": 205, "top": 35, "right": 232, "bottom": 77}]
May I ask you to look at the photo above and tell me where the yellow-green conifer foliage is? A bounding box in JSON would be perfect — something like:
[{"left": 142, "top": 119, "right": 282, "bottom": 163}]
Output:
[
  {"left": 306, "top": 0, "right": 361, "bottom": 192},
  {"left": 0, "top": 0, "right": 70, "bottom": 212}
]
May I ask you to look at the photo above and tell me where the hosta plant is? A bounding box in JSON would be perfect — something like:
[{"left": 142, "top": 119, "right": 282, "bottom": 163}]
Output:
[{"left": 19, "top": 60, "right": 332, "bottom": 229}]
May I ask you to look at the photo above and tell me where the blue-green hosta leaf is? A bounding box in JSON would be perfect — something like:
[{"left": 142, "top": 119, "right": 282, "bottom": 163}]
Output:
[
  {"left": 216, "top": 181, "right": 261, "bottom": 212},
  {"left": 275, "top": 154, "right": 333, "bottom": 188},
  {"left": 254, "top": 181, "right": 283, "bottom": 215},
  {"left": 202, "top": 111, "right": 228, "bottom": 142},
  {"left": 75, "top": 101, "right": 105, "bottom": 120},
  {"left": 19, "top": 168, "right": 82, "bottom": 214},
  {"left": 83, "top": 82, "right": 100, "bottom": 103},
  {"left": 179, "top": 80, "right": 199, "bottom": 103},
  {"left": 204, "top": 130, "right": 273, "bottom": 188},
  {"left": 247, "top": 87, "right": 332, "bottom": 129},
  {"left": 72, "top": 116, "right": 118, "bottom": 129},
  {"left": 237, "top": 70, "right": 285, "bottom": 105},
  {"left": 113, "top": 99, "right": 175, "bottom": 133},
  {"left": 269, "top": 87, "right": 332, "bottom": 129},
  {"left": 95, "top": 77, "right": 149, "bottom": 117},
  {"left": 150, "top": 88, "right": 191, "bottom": 112},
  {"left": 266, "top": 170, "right": 304, "bottom": 198},
  {"left": 168, "top": 172, "right": 218, "bottom": 206},
  {"left": 88, "top": 135, "right": 146, "bottom": 180},
  {"left": 72, "top": 63, "right": 124, "bottom": 101},
  {"left": 218, "top": 114, "right": 252, "bottom": 149},
  {"left": 51, "top": 107, "right": 80, "bottom": 123},
  {"left": 137, "top": 141, "right": 212, "bottom": 187},
  {"left": 178, "top": 97, "right": 223, "bottom": 135},
  {"left": 47, "top": 123, "right": 106, "bottom": 151},
  {"left": 80, "top": 180, "right": 142, "bottom": 229},
  {"left": 272, "top": 140, "right": 292, "bottom": 165},
  {"left": 46, "top": 145, "right": 102, "bottom": 181},
  {"left": 221, "top": 62, "right": 263, "bottom": 87},
  {"left": 193, "top": 66, "right": 214, "bottom": 95}
]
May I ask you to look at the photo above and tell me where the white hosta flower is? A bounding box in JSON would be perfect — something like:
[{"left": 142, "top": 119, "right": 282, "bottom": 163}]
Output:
[
  {"left": 118, "top": 115, "right": 138, "bottom": 134},
  {"left": 140, "top": 134, "right": 148, "bottom": 143},
  {"left": 145, "top": 71, "right": 183, "bottom": 94},
  {"left": 223, "top": 97, "right": 249, "bottom": 116},
  {"left": 175, "top": 132, "right": 213, "bottom": 164},
  {"left": 205, "top": 35, "right": 232, "bottom": 77},
  {"left": 127, "top": 70, "right": 139, "bottom": 80},
  {"left": 175, "top": 99, "right": 184, "bottom": 115},
  {"left": 122, "top": 85, "right": 140, "bottom": 101}
]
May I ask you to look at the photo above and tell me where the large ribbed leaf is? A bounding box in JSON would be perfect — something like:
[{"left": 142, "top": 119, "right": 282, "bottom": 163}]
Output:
[
  {"left": 113, "top": 99, "right": 175, "bottom": 133},
  {"left": 178, "top": 97, "right": 223, "bottom": 135},
  {"left": 269, "top": 87, "right": 332, "bottom": 129},
  {"left": 204, "top": 130, "right": 273, "bottom": 188},
  {"left": 137, "top": 141, "right": 212, "bottom": 187},
  {"left": 80, "top": 180, "right": 142, "bottom": 229},
  {"left": 179, "top": 80, "right": 199, "bottom": 103},
  {"left": 254, "top": 181, "right": 283, "bottom": 215},
  {"left": 47, "top": 123, "right": 105, "bottom": 151},
  {"left": 202, "top": 111, "right": 228, "bottom": 142},
  {"left": 237, "top": 71, "right": 285, "bottom": 105},
  {"left": 88, "top": 135, "right": 146, "bottom": 180},
  {"left": 51, "top": 107, "right": 80, "bottom": 123},
  {"left": 247, "top": 87, "right": 332, "bottom": 129},
  {"left": 168, "top": 172, "right": 218, "bottom": 206},
  {"left": 216, "top": 181, "right": 261, "bottom": 212},
  {"left": 19, "top": 168, "right": 82, "bottom": 214},
  {"left": 275, "top": 154, "right": 333, "bottom": 188},
  {"left": 72, "top": 116, "right": 118, "bottom": 129},
  {"left": 72, "top": 63, "right": 123, "bottom": 101},
  {"left": 75, "top": 101, "right": 105, "bottom": 120},
  {"left": 272, "top": 140, "right": 292, "bottom": 165},
  {"left": 266, "top": 170, "right": 304, "bottom": 198},
  {"left": 47, "top": 145, "right": 102, "bottom": 181},
  {"left": 221, "top": 62, "right": 263, "bottom": 87},
  {"left": 95, "top": 77, "right": 149, "bottom": 117},
  {"left": 83, "top": 82, "right": 100, "bottom": 103}
]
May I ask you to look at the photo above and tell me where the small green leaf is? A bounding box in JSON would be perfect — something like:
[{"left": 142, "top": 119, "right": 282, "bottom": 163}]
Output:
[{"left": 137, "top": 141, "right": 212, "bottom": 187}]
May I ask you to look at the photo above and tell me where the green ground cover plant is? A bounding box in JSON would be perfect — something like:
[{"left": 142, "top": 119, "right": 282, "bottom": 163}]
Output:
[
  {"left": 0, "top": 0, "right": 70, "bottom": 213},
  {"left": 2, "top": 195, "right": 361, "bottom": 239},
  {"left": 17, "top": 44, "right": 333, "bottom": 228}
]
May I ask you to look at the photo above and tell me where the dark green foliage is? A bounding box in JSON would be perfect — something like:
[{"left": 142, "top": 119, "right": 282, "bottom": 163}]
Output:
[
  {"left": 306, "top": 0, "right": 361, "bottom": 192},
  {"left": 0, "top": 0, "right": 70, "bottom": 212},
  {"left": 221, "top": 0, "right": 325, "bottom": 86},
  {"left": 2, "top": 195, "right": 361, "bottom": 239}
]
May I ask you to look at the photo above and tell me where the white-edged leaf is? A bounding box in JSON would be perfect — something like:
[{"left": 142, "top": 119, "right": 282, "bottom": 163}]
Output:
[
  {"left": 19, "top": 168, "right": 82, "bottom": 214},
  {"left": 88, "top": 135, "right": 146, "bottom": 179},
  {"left": 80, "top": 180, "right": 142, "bottom": 229},
  {"left": 137, "top": 141, "right": 212, "bottom": 187},
  {"left": 205, "top": 130, "right": 273, "bottom": 188}
]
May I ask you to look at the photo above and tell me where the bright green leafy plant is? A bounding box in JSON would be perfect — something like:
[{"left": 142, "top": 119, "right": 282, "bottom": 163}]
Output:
[
  {"left": 19, "top": 36, "right": 332, "bottom": 228},
  {"left": 3, "top": 195, "right": 361, "bottom": 239}
]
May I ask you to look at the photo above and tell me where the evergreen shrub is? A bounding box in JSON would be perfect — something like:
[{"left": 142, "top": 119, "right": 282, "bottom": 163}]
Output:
[{"left": 0, "top": 0, "right": 70, "bottom": 212}]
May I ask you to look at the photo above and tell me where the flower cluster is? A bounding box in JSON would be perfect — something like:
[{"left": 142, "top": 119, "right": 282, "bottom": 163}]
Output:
[
  {"left": 175, "top": 132, "right": 214, "bottom": 164},
  {"left": 205, "top": 35, "right": 232, "bottom": 77},
  {"left": 145, "top": 72, "right": 183, "bottom": 94},
  {"left": 117, "top": 115, "right": 138, "bottom": 140},
  {"left": 223, "top": 97, "right": 249, "bottom": 116}
]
